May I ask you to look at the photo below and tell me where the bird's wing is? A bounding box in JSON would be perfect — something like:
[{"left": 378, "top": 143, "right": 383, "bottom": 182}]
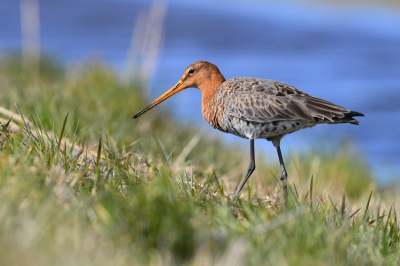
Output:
[{"left": 222, "top": 78, "right": 351, "bottom": 123}]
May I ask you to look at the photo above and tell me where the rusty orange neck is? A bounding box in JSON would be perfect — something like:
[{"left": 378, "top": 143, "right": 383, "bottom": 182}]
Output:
[{"left": 199, "top": 72, "right": 226, "bottom": 111}]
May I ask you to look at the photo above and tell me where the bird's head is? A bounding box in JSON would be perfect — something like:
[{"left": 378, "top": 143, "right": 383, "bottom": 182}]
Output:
[{"left": 132, "top": 61, "right": 224, "bottom": 119}]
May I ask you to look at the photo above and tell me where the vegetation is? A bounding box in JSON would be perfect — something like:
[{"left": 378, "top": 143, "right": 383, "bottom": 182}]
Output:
[{"left": 0, "top": 55, "right": 399, "bottom": 265}]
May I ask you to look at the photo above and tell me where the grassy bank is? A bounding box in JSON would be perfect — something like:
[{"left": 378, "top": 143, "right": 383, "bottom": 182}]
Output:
[{"left": 0, "top": 56, "right": 399, "bottom": 265}]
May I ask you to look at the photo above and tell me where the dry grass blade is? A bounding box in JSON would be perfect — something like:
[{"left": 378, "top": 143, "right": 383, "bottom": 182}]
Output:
[
  {"left": 341, "top": 191, "right": 346, "bottom": 218},
  {"left": 153, "top": 135, "right": 168, "bottom": 164},
  {"left": 57, "top": 112, "right": 69, "bottom": 151},
  {"left": 173, "top": 132, "right": 203, "bottom": 168},
  {"left": 349, "top": 208, "right": 362, "bottom": 219},
  {"left": 96, "top": 134, "right": 102, "bottom": 169},
  {"left": 363, "top": 191, "right": 373, "bottom": 220},
  {"left": 329, "top": 195, "right": 340, "bottom": 219},
  {"left": 15, "top": 103, "right": 35, "bottom": 139}
]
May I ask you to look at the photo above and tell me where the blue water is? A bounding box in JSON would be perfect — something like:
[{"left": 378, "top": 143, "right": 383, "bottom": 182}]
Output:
[{"left": 1, "top": 0, "right": 400, "bottom": 181}]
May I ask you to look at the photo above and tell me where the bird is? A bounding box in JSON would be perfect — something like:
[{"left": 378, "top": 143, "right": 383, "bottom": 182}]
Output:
[{"left": 133, "top": 61, "right": 364, "bottom": 205}]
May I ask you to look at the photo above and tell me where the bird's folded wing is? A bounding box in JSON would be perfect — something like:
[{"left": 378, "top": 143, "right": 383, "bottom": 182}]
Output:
[{"left": 223, "top": 81, "right": 351, "bottom": 123}]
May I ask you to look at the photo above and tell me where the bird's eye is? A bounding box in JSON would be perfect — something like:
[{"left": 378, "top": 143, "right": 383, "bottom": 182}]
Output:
[{"left": 188, "top": 69, "right": 195, "bottom": 75}]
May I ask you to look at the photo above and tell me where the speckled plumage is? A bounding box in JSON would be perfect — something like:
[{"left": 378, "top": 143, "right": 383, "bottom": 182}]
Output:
[
  {"left": 204, "top": 76, "right": 362, "bottom": 142},
  {"left": 133, "top": 61, "right": 364, "bottom": 205}
]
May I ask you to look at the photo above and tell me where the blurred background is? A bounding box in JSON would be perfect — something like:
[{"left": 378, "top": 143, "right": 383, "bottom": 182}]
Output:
[{"left": 1, "top": 0, "right": 399, "bottom": 181}]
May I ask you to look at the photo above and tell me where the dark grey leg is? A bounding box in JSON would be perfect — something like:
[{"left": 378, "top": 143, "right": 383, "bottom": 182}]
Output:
[
  {"left": 230, "top": 139, "right": 255, "bottom": 203},
  {"left": 276, "top": 145, "right": 288, "bottom": 206}
]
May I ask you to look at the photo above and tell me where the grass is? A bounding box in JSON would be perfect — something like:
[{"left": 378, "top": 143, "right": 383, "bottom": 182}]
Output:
[{"left": 0, "top": 55, "right": 399, "bottom": 265}]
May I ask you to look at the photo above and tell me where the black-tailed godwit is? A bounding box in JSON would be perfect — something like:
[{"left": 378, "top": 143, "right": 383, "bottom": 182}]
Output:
[{"left": 133, "top": 61, "right": 364, "bottom": 205}]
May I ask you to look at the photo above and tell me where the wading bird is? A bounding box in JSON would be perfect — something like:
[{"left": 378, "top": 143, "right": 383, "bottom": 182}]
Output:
[{"left": 133, "top": 61, "right": 364, "bottom": 205}]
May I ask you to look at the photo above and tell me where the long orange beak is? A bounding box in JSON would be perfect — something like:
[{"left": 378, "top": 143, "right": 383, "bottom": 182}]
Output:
[{"left": 133, "top": 80, "right": 186, "bottom": 119}]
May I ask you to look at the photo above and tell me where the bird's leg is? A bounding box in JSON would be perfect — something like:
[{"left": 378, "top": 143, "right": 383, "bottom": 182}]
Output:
[
  {"left": 276, "top": 145, "right": 288, "bottom": 206},
  {"left": 230, "top": 139, "right": 255, "bottom": 203}
]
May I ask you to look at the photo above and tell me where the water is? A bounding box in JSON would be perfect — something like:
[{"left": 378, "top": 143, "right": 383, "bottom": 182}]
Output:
[{"left": 1, "top": 0, "right": 399, "bottom": 181}]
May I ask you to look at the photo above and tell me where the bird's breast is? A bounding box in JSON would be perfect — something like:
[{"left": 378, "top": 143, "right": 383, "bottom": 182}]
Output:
[{"left": 202, "top": 96, "right": 225, "bottom": 132}]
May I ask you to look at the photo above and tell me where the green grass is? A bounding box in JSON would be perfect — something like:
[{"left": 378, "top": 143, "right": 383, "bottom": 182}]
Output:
[{"left": 0, "top": 55, "right": 399, "bottom": 265}]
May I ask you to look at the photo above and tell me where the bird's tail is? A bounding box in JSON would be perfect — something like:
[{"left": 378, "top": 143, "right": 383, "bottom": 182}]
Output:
[{"left": 336, "top": 111, "right": 365, "bottom": 125}]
